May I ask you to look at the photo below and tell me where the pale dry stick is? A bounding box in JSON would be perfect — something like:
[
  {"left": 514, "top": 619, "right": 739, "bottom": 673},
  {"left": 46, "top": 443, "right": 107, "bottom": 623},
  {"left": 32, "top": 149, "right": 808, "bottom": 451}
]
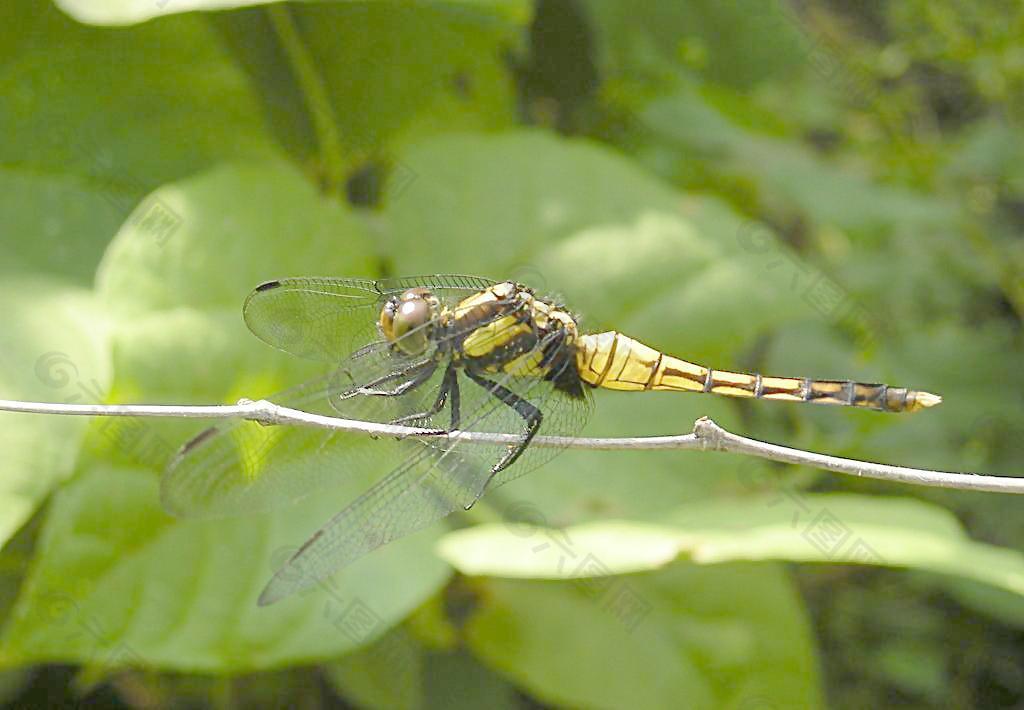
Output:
[{"left": 0, "top": 398, "right": 1020, "bottom": 494}]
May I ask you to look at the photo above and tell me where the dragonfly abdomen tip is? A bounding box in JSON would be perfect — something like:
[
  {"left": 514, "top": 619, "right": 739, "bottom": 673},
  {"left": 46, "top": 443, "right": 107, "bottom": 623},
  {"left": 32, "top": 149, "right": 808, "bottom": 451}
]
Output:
[{"left": 908, "top": 391, "right": 943, "bottom": 411}]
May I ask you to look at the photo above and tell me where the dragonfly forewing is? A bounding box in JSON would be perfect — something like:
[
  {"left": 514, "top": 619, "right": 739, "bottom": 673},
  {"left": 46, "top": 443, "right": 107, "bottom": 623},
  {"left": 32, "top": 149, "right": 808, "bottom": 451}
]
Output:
[{"left": 242, "top": 275, "right": 500, "bottom": 363}]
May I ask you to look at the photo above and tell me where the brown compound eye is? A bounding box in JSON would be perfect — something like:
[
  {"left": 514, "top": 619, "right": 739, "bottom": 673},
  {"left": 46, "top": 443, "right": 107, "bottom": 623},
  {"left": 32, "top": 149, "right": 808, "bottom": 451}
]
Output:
[{"left": 379, "top": 288, "right": 437, "bottom": 355}]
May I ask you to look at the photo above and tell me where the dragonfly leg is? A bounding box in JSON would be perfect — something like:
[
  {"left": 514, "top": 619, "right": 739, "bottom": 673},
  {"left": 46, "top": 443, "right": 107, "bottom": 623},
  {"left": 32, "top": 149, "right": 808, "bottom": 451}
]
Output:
[
  {"left": 339, "top": 358, "right": 435, "bottom": 399},
  {"left": 390, "top": 362, "right": 457, "bottom": 433},
  {"left": 449, "top": 369, "right": 461, "bottom": 430},
  {"left": 462, "top": 370, "right": 543, "bottom": 509}
]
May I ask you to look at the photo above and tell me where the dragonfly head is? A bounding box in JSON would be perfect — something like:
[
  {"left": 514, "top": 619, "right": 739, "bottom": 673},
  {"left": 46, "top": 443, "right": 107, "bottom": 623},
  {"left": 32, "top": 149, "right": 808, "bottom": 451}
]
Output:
[{"left": 380, "top": 287, "right": 441, "bottom": 356}]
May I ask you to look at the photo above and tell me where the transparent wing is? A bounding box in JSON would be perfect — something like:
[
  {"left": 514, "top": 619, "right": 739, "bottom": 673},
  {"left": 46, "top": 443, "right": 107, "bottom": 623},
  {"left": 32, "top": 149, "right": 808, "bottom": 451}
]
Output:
[
  {"left": 374, "top": 274, "right": 498, "bottom": 293},
  {"left": 258, "top": 339, "right": 594, "bottom": 604},
  {"left": 163, "top": 275, "right": 507, "bottom": 518},
  {"left": 242, "top": 277, "right": 377, "bottom": 363},
  {"left": 161, "top": 344, "right": 446, "bottom": 518},
  {"left": 242, "top": 275, "right": 498, "bottom": 362}
]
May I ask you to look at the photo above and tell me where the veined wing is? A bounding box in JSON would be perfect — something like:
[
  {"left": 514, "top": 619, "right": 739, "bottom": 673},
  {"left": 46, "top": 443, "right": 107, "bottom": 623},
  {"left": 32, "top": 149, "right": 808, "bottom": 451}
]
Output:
[
  {"left": 374, "top": 274, "right": 498, "bottom": 293},
  {"left": 163, "top": 277, "right": 513, "bottom": 519},
  {"left": 242, "top": 275, "right": 498, "bottom": 362},
  {"left": 258, "top": 335, "right": 594, "bottom": 605},
  {"left": 161, "top": 345, "right": 447, "bottom": 518}
]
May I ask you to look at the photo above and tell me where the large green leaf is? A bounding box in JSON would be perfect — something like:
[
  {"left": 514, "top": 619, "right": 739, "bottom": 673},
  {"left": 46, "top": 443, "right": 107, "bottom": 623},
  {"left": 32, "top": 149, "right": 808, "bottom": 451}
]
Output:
[
  {"left": 97, "top": 161, "right": 373, "bottom": 316},
  {"left": 0, "top": 162, "right": 456, "bottom": 670},
  {"left": 439, "top": 494, "right": 1024, "bottom": 599},
  {"left": 640, "top": 87, "right": 955, "bottom": 237},
  {"left": 0, "top": 463, "right": 450, "bottom": 670},
  {"left": 0, "top": 0, "right": 276, "bottom": 284},
  {"left": 388, "top": 131, "right": 811, "bottom": 363},
  {"left": 0, "top": 278, "right": 111, "bottom": 548},
  {"left": 465, "top": 564, "right": 822, "bottom": 709}
]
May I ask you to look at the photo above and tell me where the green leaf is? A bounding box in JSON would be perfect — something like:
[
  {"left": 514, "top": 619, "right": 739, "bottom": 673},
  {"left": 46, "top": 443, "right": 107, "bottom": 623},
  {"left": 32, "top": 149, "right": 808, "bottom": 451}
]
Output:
[
  {"left": 0, "top": 278, "right": 111, "bottom": 548},
  {"left": 0, "top": 464, "right": 450, "bottom": 670},
  {"left": 0, "top": 162, "right": 456, "bottom": 670},
  {"left": 54, "top": 0, "right": 269, "bottom": 25},
  {"left": 440, "top": 494, "right": 1024, "bottom": 601},
  {"left": 873, "top": 639, "right": 948, "bottom": 700},
  {"left": 940, "top": 578, "right": 1024, "bottom": 630},
  {"left": 0, "top": 0, "right": 276, "bottom": 283},
  {"left": 326, "top": 634, "right": 520, "bottom": 710},
  {"left": 389, "top": 131, "right": 810, "bottom": 364},
  {"left": 440, "top": 519, "right": 682, "bottom": 578},
  {"left": 97, "top": 160, "right": 374, "bottom": 316},
  {"left": 326, "top": 626, "right": 426, "bottom": 710},
  {"left": 211, "top": 2, "right": 524, "bottom": 172},
  {"left": 54, "top": 0, "right": 531, "bottom": 28},
  {"left": 464, "top": 564, "right": 822, "bottom": 709},
  {"left": 584, "top": 0, "right": 811, "bottom": 88},
  {"left": 640, "top": 87, "right": 955, "bottom": 236},
  {"left": 94, "top": 161, "right": 374, "bottom": 441}
]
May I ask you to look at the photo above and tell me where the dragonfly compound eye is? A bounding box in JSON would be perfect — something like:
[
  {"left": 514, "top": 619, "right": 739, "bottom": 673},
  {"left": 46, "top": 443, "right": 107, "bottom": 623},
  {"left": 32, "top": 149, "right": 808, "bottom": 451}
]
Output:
[{"left": 380, "top": 289, "right": 437, "bottom": 355}]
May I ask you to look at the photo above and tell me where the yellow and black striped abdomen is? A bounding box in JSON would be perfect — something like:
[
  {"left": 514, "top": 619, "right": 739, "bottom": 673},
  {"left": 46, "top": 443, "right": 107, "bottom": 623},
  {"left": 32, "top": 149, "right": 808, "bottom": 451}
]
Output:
[{"left": 575, "top": 332, "right": 941, "bottom": 413}]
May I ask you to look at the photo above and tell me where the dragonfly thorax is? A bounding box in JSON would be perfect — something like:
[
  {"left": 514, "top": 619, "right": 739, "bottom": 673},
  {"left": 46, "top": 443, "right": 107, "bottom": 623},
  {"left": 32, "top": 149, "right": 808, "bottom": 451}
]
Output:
[
  {"left": 380, "top": 281, "right": 585, "bottom": 397},
  {"left": 445, "top": 282, "right": 586, "bottom": 397}
]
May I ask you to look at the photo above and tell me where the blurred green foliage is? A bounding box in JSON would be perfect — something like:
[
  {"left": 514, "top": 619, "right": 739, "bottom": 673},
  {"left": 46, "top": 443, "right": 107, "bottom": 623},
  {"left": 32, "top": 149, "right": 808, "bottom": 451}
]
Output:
[{"left": 0, "top": 0, "right": 1022, "bottom": 708}]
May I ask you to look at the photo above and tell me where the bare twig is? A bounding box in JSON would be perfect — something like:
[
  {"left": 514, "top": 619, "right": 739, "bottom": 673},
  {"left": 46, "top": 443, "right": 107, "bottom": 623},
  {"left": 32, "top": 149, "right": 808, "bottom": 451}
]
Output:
[{"left": 0, "top": 397, "right": 1019, "bottom": 494}]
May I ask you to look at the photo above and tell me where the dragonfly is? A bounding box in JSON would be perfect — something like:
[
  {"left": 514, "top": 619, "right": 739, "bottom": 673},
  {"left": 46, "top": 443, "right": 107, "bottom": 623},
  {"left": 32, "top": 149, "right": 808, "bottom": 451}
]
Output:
[{"left": 162, "top": 275, "right": 941, "bottom": 605}]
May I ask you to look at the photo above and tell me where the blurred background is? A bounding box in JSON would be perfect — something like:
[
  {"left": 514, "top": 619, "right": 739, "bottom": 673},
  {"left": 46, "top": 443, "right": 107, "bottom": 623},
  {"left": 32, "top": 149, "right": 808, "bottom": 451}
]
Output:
[{"left": 1, "top": 0, "right": 1023, "bottom": 708}]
